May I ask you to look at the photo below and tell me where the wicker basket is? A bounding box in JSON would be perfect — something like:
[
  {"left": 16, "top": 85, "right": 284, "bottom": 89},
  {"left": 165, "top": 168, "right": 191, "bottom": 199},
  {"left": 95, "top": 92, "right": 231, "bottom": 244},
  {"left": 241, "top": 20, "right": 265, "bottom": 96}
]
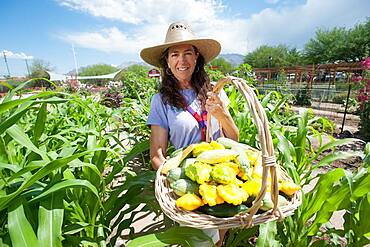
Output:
[{"left": 155, "top": 76, "right": 301, "bottom": 229}]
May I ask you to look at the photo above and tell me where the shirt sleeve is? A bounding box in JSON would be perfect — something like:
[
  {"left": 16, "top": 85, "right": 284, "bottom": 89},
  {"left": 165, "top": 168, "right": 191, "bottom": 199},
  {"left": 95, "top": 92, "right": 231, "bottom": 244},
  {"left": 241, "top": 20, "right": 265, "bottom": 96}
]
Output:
[{"left": 147, "top": 93, "right": 169, "bottom": 130}]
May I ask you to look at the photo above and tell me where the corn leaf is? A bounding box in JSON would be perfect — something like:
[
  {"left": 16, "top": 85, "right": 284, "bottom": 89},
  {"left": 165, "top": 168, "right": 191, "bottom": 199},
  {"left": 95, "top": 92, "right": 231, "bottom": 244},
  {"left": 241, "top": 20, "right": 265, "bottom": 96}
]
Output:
[
  {"left": 8, "top": 203, "right": 39, "bottom": 247},
  {"left": 256, "top": 221, "right": 279, "bottom": 247},
  {"left": 126, "top": 226, "right": 213, "bottom": 247},
  {"left": 0, "top": 108, "right": 29, "bottom": 135},
  {"left": 0, "top": 91, "right": 55, "bottom": 113},
  {"left": 38, "top": 193, "right": 64, "bottom": 247},
  {"left": 314, "top": 151, "right": 360, "bottom": 169},
  {"left": 30, "top": 179, "right": 99, "bottom": 203},
  {"left": 33, "top": 103, "right": 47, "bottom": 145},
  {"left": 6, "top": 125, "right": 49, "bottom": 161},
  {"left": 357, "top": 195, "right": 370, "bottom": 237},
  {"left": 0, "top": 148, "right": 105, "bottom": 211},
  {"left": 302, "top": 168, "right": 345, "bottom": 223}
]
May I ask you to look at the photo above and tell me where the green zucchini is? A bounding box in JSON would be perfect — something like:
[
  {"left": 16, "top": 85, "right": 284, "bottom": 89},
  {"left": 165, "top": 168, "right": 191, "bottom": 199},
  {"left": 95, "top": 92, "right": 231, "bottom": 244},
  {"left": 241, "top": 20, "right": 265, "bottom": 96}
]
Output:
[
  {"left": 198, "top": 203, "right": 249, "bottom": 218},
  {"left": 170, "top": 179, "right": 198, "bottom": 196},
  {"left": 170, "top": 147, "right": 184, "bottom": 158},
  {"left": 167, "top": 167, "right": 186, "bottom": 183}
]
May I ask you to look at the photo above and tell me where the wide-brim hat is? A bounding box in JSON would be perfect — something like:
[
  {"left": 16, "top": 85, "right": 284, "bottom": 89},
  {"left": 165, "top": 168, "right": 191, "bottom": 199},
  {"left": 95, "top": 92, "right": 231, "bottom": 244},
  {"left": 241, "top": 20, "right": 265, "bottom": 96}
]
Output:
[{"left": 140, "top": 22, "right": 221, "bottom": 68}]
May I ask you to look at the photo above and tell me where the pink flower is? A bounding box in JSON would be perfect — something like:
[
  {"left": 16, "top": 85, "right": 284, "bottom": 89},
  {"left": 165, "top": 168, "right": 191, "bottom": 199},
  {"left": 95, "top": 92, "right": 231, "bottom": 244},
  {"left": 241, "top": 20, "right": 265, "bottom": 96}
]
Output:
[{"left": 361, "top": 57, "right": 370, "bottom": 70}]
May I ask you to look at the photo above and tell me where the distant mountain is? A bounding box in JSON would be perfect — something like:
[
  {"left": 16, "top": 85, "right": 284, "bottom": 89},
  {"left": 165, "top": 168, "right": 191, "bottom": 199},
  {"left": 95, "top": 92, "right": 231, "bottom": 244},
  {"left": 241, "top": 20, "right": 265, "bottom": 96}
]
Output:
[{"left": 219, "top": 53, "right": 245, "bottom": 67}]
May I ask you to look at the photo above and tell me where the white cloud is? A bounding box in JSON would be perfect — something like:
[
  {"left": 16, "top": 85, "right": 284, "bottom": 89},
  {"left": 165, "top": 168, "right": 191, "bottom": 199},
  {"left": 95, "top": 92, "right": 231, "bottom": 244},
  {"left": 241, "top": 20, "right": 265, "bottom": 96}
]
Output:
[
  {"left": 56, "top": 0, "right": 225, "bottom": 24},
  {"left": 62, "top": 27, "right": 141, "bottom": 52},
  {"left": 57, "top": 0, "right": 370, "bottom": 58},
  {"left": 2, "top": 50, "right": 33, "bottom": 59},
  {"left": 244, "top": 0, "right": 370, "bottom": 51}
]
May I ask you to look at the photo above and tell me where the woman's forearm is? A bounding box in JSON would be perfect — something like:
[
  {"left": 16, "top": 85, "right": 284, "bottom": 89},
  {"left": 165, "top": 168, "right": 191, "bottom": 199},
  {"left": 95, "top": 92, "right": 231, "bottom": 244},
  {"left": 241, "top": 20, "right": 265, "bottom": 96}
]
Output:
[{"left": 217, "top": 111, "right": 239, "bottom": 141}]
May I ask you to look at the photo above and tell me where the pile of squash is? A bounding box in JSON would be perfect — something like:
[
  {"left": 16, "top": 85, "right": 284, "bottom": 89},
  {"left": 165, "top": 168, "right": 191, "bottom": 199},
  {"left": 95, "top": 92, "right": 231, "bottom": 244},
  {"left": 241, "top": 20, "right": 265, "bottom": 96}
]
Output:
[{"left": 162, "top": 137, "right": 300, "bottom": 218}]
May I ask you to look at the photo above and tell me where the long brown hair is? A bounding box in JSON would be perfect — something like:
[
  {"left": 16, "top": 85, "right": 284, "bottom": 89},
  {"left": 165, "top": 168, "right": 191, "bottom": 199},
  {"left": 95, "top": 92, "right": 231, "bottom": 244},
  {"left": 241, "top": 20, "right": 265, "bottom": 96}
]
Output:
[{"left": 158, "top": 46, "right": 212, "bottom": 110}]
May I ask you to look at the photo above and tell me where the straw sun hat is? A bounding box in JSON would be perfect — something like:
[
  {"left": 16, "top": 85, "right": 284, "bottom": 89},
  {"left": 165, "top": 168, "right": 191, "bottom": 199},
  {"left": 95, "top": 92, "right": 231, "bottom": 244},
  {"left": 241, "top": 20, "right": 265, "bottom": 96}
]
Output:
[{"left": 140, "top": 22, "right": 221, "bottom": 68}]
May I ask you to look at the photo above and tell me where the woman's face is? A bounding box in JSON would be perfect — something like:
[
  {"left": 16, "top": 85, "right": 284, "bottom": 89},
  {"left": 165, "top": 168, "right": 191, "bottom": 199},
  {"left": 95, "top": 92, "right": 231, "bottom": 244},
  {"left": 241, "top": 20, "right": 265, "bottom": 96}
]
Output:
[{"left": 167, "top": 44, "right": 199, "bottom": 86}]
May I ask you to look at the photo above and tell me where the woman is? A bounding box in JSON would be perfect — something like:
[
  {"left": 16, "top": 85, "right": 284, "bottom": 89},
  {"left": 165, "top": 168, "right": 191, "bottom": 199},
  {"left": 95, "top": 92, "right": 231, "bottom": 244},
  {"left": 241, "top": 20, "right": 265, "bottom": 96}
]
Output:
[{"left": 140, "top": 22, "right": 239, "bottom": 246}]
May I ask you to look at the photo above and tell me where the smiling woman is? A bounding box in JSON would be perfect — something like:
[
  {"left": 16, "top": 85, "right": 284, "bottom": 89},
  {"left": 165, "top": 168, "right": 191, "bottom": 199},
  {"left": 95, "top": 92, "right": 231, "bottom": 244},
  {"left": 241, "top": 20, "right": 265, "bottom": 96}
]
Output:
[{"left": 140, "top": 21, "right": 239, "bottom": 247}]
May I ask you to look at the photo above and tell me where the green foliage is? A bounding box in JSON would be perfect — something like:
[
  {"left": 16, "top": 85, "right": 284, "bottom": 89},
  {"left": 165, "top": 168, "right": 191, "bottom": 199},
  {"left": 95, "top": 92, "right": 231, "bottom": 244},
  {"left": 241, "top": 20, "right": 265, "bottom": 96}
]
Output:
[
  {"left": 123, "top": 64, "right": 150, "bottom": 77},
  {"left": 79, "top": 63, "right": 118, "bottom": 86},
  {"left": 243, "top": 18, "right": 369, "bottom": 67},
  {"left": 29, "top": 59, "right": 52, "bottom": 88},
  {"left": 0, "top": 80, "right": 157, "bottom": 246},
  {"left": 126, "top": 226, "right": 214, "bottom": 247},
  {"left": 232, "top": 64, "right": 256, "bottom": 84},
  {"left": 243, "top": 45, "right": 304, "bottom": 68},
  {"left": 224, "top": 86, "right": 367, "bottom": 246},
  {"left": 29, "top": 59, "right": 52, "bottom": 79},
  {"left": 116, "top": 65, "right": 158, "bottom": 100},
  {"left": 304, "top": 18, "right": 370, "bottom": 63},
  {"left": 210, "top": 57, "right": 234, "bottom": 74},
  {"left": 2, "top": 68, "right": 370, "bottom": 247},
  {"left": 294, "top": 87, "right": 312, "bottom": 106}
]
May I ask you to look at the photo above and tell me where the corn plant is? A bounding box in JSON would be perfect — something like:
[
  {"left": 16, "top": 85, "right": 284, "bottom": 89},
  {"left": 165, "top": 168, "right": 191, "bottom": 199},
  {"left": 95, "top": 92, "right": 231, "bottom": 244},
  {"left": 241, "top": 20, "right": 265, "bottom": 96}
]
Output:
[{"left": 0, "top": 79, "right": 159, "bottom": 246}]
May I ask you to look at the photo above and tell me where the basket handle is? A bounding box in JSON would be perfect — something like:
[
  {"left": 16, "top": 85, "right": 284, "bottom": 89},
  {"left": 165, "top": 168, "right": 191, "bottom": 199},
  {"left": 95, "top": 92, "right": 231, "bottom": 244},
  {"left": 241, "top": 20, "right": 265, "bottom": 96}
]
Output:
[{"left": 206, "top": 76, "right": 282, "bottom": 226}]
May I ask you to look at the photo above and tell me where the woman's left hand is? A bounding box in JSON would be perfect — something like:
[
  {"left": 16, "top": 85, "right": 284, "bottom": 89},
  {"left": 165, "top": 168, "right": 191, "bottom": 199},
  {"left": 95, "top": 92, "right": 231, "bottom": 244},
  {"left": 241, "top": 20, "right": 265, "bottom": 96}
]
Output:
[{"left": 205, "top": 92, "right": 228, "bottom": 120}]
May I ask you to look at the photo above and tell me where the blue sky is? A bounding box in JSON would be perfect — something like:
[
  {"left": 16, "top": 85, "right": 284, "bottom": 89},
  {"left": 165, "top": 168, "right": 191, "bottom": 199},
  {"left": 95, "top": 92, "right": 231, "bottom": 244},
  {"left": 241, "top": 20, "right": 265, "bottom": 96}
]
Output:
[{"left": 1, "top": 0, "right": 369, "bottom": 76}]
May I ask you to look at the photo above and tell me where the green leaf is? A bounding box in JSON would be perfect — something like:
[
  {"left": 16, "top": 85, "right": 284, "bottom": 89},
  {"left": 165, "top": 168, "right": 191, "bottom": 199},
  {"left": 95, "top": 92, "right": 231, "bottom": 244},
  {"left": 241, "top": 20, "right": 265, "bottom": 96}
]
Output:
[
  {"left": 38, "top": 194, "right": 64, "bottom": 247},
  {"left": 256, "top": 221, "right": 279, "bottom": 247},
  {"left": 8, "top": 203, "right": 39, "bottom": 247},
  {"left": 30, "top": 179, "right": 100, "bottom": 203},
  {"left": 33, "top": 103, "right": 47, "bottom": 145},
  {"left": 0, "top": 148, "right": 105, "bottom": 211},
  {"left": 126, "top": 226, "right": 214, "bottom": 247},
  {"left": 0, "top": 162, "right": 20, "bottom": 173},
  {"left": 0, "top": 108, "right": 29, "bottom": 135},
  {"left": 6, "top": 125, "right": 49, "bottom": 161},
  {"left": 224, "top": 227, "right": 258, "bottom": 247},
  {"left": 302, "top": 168, "right": 345, "bottom": 223},
  {"left": 7, "top": 164, "right": 45, "bottom": 183},
  {"left": 0, "top": 91, "right": 56, "bottom": 114},
  {"left": 123, "top": 139, "right": 150, "bottom": 164},
  {"left": 318, "top": 138, "right": 359, "bottom": 154},
  {"left": 314, "top": 151, "right": 360, "bottom": 169},
  {"left": 63, "top": 222, "right": 90, "bottom": 235},
  {"left": 357, "top": 196, "right": 370, "bottom": 237},
  {"left": 351, "top": 171, "right": 370, "bottom": 199}
]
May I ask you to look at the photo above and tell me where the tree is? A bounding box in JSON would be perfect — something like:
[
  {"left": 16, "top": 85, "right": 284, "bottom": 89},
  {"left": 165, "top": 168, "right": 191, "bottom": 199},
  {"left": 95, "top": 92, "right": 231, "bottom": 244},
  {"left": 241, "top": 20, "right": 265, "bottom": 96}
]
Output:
[
  {"left": 29, "top": 59, "right": 53, "bottom": 87},
  {"left": 29, "top": 59, "right": 52, "bottom": 79},
  {"left": 78, "top": 63, "right": 118, "bottom": 86},
  {"left": 304, "top": 27, "right": 348, "bottom": 64},
  {"left": 243, "top": 45, "right": 303, "bottom": 68},
  {"left": 346, "top": 18, "right": 370, "bottom": 62},
  {"left": 210, "top": 57, "right": 233, "bottom": 74},
  {"left": 123, "top": 64, "right": 150, "bottom": 78},
  {"left": 304, "top": 18, "right": 370, "bottom": 63}
]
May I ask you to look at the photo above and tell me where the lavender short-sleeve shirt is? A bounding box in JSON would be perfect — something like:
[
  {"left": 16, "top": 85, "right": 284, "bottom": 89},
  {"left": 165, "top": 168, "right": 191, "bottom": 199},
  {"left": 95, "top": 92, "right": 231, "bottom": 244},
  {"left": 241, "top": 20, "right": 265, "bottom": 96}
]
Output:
[{"left": 147, "top": 89, "right": 230, "bottom": 149}]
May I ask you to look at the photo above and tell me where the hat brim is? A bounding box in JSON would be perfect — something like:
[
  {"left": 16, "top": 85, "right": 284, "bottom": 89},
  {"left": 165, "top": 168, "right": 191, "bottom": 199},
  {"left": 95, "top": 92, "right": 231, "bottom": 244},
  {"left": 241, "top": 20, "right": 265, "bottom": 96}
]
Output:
[{"left": 140, "top": 38, "right": 221, "bottom": 68}]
